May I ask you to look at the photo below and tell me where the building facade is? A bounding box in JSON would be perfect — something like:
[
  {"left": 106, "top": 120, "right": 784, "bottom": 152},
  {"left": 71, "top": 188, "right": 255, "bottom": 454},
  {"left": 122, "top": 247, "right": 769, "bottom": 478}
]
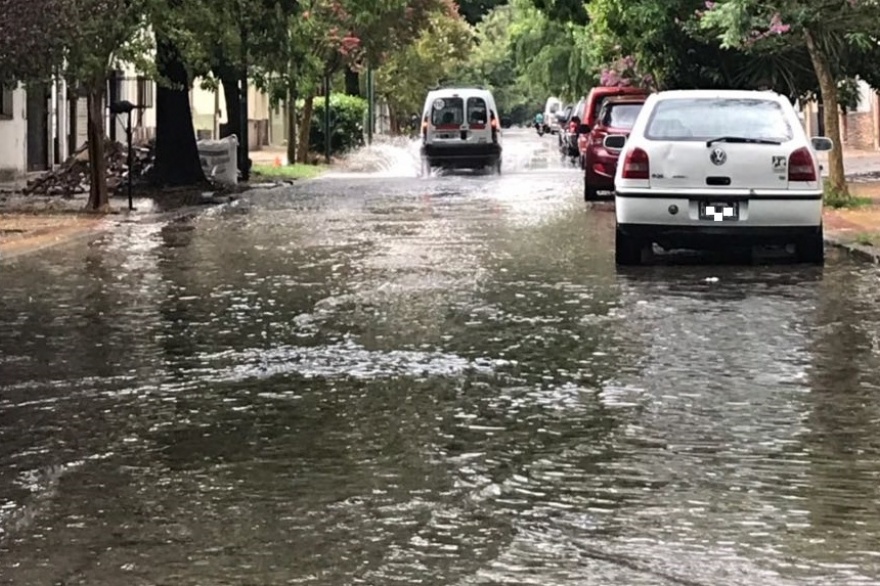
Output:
[{"left": 0, "top": 68, "right": 271, "bottom": 178}]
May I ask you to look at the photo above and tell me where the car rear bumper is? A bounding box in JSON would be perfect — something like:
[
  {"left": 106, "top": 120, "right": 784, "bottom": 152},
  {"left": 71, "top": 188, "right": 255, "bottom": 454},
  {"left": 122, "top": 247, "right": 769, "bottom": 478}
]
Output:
[
  {"left": 422, "top": 144, "right": 501, "bottom": 163},
  {"left": 585, "top": 150, "right": 620, "bottom": 189},
  {"left": 615, "top": 191, "right": 822, "bottom": 228},
  {"left": 618, "top": 222, "right": 822, "bottom": 249}
]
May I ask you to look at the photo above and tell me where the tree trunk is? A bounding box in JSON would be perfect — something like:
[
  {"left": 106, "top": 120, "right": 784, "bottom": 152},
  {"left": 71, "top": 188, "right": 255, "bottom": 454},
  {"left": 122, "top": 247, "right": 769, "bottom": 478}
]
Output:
[
  {"left": 297, "top": 94, "right": 314, "bottom": 164},
  {"left": 344, "top": 67, "right": 359, "bottom": 96},
  {"left": 216, "top": 60, "right": 241, "bottom": 140},
  {"left": 286, "top": 84, "right": 298, "bottom": 164},
  {"left": 804, "top": 27, "right": 847, "bottom": 198},
  {"left": 154, "top": 32, "right": 207, "bottom": 187},
  {"left": 85, "top": 81, "right": 109, "bottom": 212}
]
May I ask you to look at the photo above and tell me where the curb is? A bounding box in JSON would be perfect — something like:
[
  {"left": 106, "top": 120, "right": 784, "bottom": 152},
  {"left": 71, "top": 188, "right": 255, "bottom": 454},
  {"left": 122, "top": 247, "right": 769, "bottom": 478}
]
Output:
[{"left": 824, "top": 234, "right": 880, "bottom": 264}]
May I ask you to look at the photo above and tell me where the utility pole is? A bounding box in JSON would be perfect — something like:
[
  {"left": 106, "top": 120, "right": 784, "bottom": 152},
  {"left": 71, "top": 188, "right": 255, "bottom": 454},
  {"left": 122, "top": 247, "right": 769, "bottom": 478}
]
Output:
[
  {"left": 239, "top": 7, "right": 250, "bottom": 181},
  {"left": 366, "top": 66, "right": 374, "bottom": 145},
  {"left": 323, "top": 73, "right": 331, "bottom": 164}
]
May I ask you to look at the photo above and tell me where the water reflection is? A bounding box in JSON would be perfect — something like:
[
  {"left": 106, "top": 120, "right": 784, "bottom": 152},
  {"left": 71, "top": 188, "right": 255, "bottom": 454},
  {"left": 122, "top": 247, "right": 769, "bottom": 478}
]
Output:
[{"left": 1, "top": 136, "right": 880, "bottom": 585}]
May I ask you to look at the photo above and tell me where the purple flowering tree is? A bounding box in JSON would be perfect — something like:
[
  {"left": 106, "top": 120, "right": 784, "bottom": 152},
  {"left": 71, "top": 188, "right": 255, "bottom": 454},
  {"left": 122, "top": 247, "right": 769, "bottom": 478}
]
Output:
[
  {"left": 697, "top": 0, "right": 880, "bottom": 198},
  {"left": 599, "top": 55, "right": 655, "bottom": 89}
]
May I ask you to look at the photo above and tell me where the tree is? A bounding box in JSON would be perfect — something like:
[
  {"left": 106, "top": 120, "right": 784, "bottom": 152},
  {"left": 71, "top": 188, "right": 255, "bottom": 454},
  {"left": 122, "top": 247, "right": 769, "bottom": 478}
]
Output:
[
  {"left": 0, "top": 0, "right": 150, "bottom": 211},
  {"left": 375, "top": 9, "right": 475, "bottom": 129},
  {"left": 697, "top": 0, "right": 880, "bottom": 198},
  {"left": 0, "top": 0, "right": 67, "bottom": 83},
  {"left": 457, "top": 0, "right": 510, "bottom": 25}
]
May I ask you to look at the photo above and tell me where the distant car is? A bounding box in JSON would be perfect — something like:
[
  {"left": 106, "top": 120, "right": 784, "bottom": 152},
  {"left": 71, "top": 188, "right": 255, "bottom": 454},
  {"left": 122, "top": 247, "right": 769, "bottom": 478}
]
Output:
[
  {"left": 559, "top": 98, "right": 587, "bottom": 162},
  {"left": 583, "top": 95, "right": 646, "bottom": 201},
  {"left": 608, "top": 89, "right": 833, "bottom": 266},
  {"left": 577, "top": 86, "right": 649, "bottom": 168},
  {"left": 543, "top": 97, "right": 563, "bottom": 134},
  {"left": 419, "top": 87, "right": 503, "bottom": 175}
]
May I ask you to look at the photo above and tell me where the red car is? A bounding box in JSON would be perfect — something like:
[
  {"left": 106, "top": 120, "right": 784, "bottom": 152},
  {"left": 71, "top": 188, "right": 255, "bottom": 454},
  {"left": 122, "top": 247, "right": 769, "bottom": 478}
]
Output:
[
  {"left": 583, "top": 95, "right": 646, "bottom": 201},
  {"left": 576, "top": 86, "right": 648, "bottom": 169}
]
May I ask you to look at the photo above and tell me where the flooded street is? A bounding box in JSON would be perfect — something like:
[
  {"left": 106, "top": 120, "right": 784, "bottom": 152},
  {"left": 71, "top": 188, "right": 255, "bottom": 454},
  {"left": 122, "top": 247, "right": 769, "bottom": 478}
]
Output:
[{"left": 2, "top": 129, "right": 880, "bottom": 585}]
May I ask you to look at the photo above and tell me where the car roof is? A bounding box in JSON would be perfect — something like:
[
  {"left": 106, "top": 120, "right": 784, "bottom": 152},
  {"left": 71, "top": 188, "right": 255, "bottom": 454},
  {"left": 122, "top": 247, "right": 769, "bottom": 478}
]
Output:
[
  {"left": 603, "top": 96, "right": 647, "bottom": 105},
  {"left": 652, "top": 89, "right": 786, "bottom": 103},
  {"left": 428, "top": 87, "right": 494, "bottom": 97}
]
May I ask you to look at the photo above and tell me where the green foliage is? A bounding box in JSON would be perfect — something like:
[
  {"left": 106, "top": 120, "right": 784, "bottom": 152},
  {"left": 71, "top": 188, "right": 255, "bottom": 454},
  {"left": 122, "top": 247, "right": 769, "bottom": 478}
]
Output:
[
  {"left": 303, "top": 93, "right": 368, "bottom": 155},
  {"left": 252, "top": 163, "right": 327, "bottom": 180},
  {"left": 824, "top": 184, "right": 871, "bottom": 209},
  {"left": 375, "top": 10, "right": 475, "bottom": 125}
]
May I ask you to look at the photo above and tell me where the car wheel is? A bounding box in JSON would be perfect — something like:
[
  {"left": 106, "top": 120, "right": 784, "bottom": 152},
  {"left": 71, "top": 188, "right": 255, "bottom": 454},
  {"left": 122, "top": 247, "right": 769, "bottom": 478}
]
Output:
[
  {"left": 584, "top": 178, "right": 599, "bottom": 202},
  {"left": 421, "top": 158, "right": 433, "bottom": 177},
  {"left": 796, "top": 226, "right": 825, "bottom": 265},
  {"left": 615, "top": 224, "right": 645, "bottom": 266},
  {"left": 494, "top": 158, "right": 502, "bottom": 175}
]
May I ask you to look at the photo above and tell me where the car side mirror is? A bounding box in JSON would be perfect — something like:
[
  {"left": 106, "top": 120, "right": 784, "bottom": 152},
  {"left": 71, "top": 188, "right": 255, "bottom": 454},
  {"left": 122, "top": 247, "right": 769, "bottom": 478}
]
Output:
[
  {"left": 811, "top": 136, "right": 833, "bottom": 152},
  {"left": 578, "top": 124, "right": 590, "bottom": 134},
  {"left": 604, "top": 135, "right": 627, "bottom": 150}
]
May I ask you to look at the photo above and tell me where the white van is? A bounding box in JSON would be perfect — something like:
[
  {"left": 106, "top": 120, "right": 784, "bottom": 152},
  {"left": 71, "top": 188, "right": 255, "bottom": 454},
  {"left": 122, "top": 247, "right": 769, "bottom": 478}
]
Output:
[
  {"left": 420, "top": 87, "right": 503, "bottom": 175},
  {"left": 543, "top": 97, "right": 563, "bottom": 134}
]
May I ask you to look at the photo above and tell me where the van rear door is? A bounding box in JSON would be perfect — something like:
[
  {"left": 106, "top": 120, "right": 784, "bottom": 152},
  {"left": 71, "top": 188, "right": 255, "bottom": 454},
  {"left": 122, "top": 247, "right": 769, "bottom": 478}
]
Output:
[{"left": 429, "top": 96, "right": 464, "bottom": 143}]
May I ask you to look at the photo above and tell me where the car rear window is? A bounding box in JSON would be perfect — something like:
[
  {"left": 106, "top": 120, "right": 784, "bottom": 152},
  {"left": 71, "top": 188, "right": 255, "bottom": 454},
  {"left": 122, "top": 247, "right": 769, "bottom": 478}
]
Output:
[
  {"left": 602, "top": 103, "right": 643, "bottom": 129},
  {"left": 467, "top": 97, "right": 488, "bottom": 125},
  {"left": 432, "top": 97, "right": 464, "bottom": 126},
  {"left": 644, "top": 97, "right": 793, "bottom": 141}
]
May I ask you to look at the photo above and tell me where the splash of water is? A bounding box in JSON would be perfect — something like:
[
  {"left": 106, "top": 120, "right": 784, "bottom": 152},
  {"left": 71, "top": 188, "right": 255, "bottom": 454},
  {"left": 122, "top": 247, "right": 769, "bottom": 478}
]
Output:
[{"left": 335, "top": 135, "right": 422, "bottom": 177}]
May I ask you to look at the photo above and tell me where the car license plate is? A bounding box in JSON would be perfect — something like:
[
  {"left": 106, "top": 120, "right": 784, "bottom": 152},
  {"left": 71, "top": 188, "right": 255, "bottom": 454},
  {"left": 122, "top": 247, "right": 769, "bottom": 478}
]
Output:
[
  {"left": 438, "top": 133, "right": 454, "bottom": 139},
  {"left": 698, "top": 201, "right": 739, "bottom": 222}
]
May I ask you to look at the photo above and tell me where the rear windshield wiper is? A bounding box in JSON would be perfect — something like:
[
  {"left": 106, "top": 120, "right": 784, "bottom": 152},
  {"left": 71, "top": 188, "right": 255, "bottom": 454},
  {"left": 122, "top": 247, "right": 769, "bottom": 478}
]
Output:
[{"left": 706, "top": 136, "right": 782, "bottom": 147}]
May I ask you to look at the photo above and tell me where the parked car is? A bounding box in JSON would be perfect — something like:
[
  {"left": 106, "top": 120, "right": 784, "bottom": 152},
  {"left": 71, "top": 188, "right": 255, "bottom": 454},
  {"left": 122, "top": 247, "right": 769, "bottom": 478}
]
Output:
[
  {"left": 559, "top": 98, "right": 587, "bottom": 162},
  {"left": 555, "top": 103, "right": 575, "bottom": 154},
  {"left": 576, "top": 86, "right": 649, "bottom": 169},
  {"left": 582, "top": 95, "right": 646, "bottom": 201},
  {"left": 543, "top": 97, "right": 563, "bottom": 134},
  {"left": 607, "top": 89, "right": 832, "bottom": 266},
  {"left": 419, "top": 87, "right": 503, "bottom": 175}
]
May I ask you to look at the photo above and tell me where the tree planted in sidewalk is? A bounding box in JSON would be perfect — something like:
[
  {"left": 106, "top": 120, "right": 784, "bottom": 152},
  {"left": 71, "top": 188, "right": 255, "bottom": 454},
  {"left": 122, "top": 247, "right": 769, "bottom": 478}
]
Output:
[
  {"left": 696, "top": 0, "right": 880, "bottom": 199},
  {"left": 0, "top": 0, "right": 151, "bottom": 211}
]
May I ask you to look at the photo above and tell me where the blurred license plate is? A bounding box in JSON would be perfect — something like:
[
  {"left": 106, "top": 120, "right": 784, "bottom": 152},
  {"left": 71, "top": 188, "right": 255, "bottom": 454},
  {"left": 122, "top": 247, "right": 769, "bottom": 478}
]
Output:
[
  {"left": 438, "top": 133, "right": 454, "bottom": 139},
  {"left": 698, "top": 201, "right": 739, "bottom": 221}
]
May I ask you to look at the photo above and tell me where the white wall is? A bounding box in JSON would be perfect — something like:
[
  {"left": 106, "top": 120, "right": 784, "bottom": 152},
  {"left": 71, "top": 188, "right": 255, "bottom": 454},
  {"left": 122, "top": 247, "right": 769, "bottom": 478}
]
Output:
[
  {"left": 0, "top": 86, "right": 27, "bottom": 174},
  {"left": 855, "top": 78, "right": 873, "bottom": 114}
]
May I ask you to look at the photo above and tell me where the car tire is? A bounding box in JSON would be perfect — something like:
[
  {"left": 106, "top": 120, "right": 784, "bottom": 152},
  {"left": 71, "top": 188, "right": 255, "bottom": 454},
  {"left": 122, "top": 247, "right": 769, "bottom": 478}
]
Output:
[
  {"left": 494, "top": 158, "right": 502, "bottom": 175},
  {"left": 584, "top": 178, "right": 599, "bottom": 202},
  {"left": 420, "top": 158, "right": 433, "bottom": 177},
  {"left": 615, "top": 225, "right": 645, "bottom": 266},
  {"left": 796, "top": 226, "right": 825, "bottom": 265}
]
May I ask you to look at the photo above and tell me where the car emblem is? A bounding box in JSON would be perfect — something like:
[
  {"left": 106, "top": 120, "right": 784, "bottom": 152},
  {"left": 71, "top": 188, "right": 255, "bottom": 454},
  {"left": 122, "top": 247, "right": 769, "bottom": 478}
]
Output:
[{"left": 710, "top": 147, "right": 727, "bottom": 166}]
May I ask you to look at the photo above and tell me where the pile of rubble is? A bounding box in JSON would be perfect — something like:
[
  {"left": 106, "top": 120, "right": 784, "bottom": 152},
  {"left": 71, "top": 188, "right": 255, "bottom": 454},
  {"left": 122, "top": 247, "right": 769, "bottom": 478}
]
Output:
[{"left": 23, "top": 139, "right": 155, "bottom": 197}]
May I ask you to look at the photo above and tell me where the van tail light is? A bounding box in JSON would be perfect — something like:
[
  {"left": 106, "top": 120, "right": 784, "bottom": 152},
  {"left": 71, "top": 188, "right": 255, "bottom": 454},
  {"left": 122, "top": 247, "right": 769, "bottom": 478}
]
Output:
[
  {"left": 491, "top": 114, "right": 499, "bottom": 143},
  {"left": 621, "top": 148, "right": 649, "bottom": 179},
  {"left": 788, "top": 147, "right": 817, "bottom": 181},
  {"left": 422, "top": 117, "right": 428, "bottom": 141}
]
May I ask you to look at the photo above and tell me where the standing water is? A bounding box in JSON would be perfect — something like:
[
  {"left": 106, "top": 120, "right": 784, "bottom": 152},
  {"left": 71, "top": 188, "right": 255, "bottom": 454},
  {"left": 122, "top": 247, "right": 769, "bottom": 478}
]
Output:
[{"left": 330, "top": 128, "right": 569, "bottom": 178}]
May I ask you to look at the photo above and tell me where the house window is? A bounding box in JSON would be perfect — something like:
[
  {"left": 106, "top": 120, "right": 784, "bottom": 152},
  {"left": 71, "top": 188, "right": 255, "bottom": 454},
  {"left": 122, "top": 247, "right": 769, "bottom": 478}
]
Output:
[{"left": 0, "top": 83, "right": 14, "bottom": 119}]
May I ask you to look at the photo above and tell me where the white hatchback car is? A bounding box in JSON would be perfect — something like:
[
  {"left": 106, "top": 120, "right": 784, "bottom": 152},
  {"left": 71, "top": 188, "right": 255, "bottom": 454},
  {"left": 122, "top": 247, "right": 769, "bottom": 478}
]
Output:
[{"left": 605, "top": 89, "right": 833, "bottom": 265}]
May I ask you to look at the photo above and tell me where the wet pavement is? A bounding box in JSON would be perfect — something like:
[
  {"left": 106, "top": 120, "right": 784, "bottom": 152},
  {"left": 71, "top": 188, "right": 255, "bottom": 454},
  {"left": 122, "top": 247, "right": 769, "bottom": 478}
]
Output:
[{"left": 2, "top": 130, "right": 880, "bottom": 585}]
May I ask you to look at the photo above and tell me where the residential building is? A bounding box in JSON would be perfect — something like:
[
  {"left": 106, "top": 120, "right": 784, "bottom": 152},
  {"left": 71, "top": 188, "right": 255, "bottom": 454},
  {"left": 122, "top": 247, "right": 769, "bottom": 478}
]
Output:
[{"left": 0, "top": 67, "right": 271, "bottom": 178}]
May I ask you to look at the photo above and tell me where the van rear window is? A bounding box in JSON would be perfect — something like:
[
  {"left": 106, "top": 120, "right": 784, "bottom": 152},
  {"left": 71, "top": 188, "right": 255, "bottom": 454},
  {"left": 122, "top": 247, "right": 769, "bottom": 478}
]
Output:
[
  {"left": 432, "top": 97, "right": 464, "bottom": 127},
  {"left": 466, "top": 97, "right": 488, "bottom": 125}
]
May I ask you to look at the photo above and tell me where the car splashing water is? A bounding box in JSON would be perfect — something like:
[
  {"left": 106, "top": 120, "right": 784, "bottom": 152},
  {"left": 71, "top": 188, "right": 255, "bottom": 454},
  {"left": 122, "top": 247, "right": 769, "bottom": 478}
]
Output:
[{"left": 328, "top": 128, "right": 572, "bottom": 179}]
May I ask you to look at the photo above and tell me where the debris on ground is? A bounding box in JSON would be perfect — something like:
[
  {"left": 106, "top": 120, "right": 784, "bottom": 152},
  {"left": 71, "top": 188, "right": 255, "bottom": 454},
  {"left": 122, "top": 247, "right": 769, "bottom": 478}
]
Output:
[{"left": 22, "top": 138, "right": 156, "bottom": 197}]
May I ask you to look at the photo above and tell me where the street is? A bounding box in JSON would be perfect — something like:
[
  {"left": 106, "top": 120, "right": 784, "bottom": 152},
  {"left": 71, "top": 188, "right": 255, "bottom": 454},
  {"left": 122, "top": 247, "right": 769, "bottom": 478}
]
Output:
[{"left": 2, "top": 129, "right": 880, "bottom": 585}]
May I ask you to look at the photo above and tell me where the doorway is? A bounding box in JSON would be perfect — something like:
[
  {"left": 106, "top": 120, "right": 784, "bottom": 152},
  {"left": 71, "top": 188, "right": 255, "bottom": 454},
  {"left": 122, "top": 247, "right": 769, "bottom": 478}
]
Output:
[{"left": 26, "top": 82, "right": 50, "bottom": 171}]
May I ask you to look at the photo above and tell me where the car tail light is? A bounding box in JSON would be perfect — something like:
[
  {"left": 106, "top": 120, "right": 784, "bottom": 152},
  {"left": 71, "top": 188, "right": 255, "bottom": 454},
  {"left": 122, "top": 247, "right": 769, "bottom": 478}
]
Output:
[
  {"left": 621, "top": 148, "right": 649, "bottom": 179},
  {"left": 788, "top": 147, "right": 817, "bottom": 181}
]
